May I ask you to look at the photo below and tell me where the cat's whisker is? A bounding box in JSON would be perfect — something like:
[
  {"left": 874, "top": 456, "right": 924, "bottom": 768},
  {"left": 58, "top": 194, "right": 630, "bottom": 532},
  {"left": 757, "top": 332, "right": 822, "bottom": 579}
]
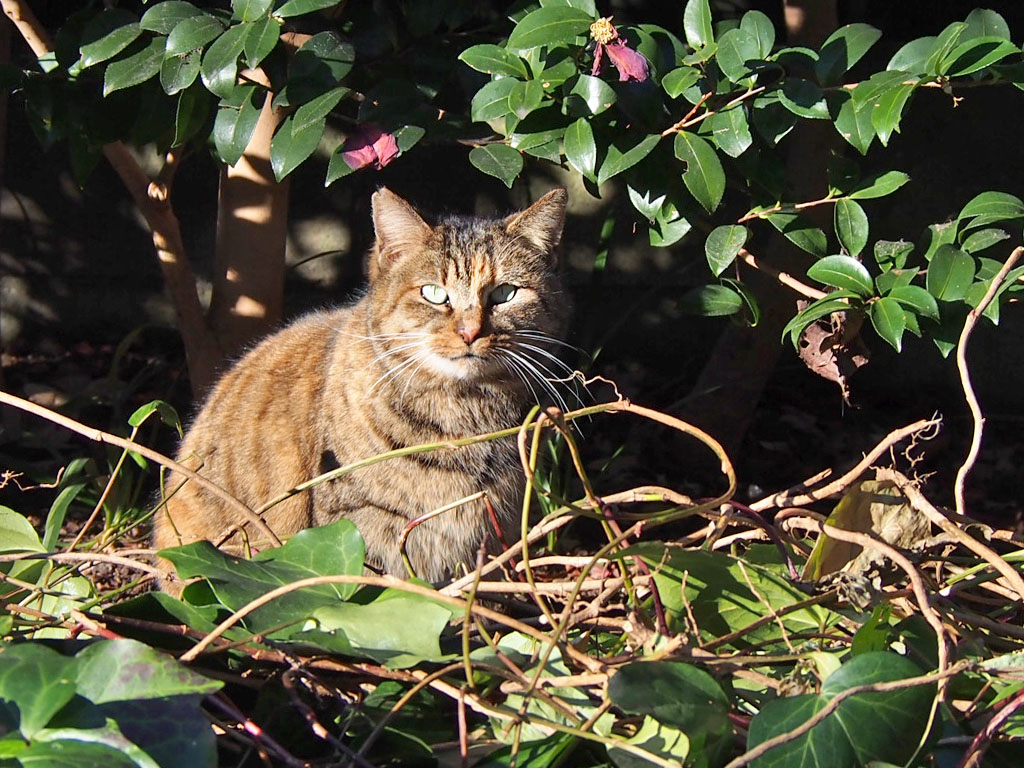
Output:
[
  {"left": 494, "top": 353, "right": 543, "bottom": 407},
  {"left": 500, "top": 348, "right": 575, "bottom": 416},
  {"left": 367, "top": 347, "right": 429, "bottom": 395},
  {"left": 514, "top": 329, "right": 586, "bottom": 354},
  {"left": 364, "top": 340, "right": 427, "bottom": 371}
]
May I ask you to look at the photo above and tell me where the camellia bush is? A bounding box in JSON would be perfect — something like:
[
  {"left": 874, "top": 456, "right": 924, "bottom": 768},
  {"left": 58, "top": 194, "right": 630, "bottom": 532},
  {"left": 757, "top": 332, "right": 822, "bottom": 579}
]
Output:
[{"left": 3, "top": 1, "right": 1024, "bottom": 767}]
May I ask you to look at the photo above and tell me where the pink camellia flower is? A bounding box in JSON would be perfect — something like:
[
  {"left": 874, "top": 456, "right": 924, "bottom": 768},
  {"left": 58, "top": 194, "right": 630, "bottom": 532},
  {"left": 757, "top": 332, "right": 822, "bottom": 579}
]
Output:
[
  {"left": 341, "top": 124, "right": 399, "bottom": 170},
  {"left": 590, "top": 17, "right": 649, "bottom": 83}
]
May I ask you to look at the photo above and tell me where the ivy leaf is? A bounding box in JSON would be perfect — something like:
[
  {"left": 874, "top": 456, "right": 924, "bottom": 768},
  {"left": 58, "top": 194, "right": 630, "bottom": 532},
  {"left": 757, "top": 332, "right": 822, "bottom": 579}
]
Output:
[
  {"left": 708, "top": 107, "right": 752, "bottom": 157},
  {"left": 103, "top": 36, "right": 166, "bottom": 95},
  {"left": 848, "top": 170, "right": 909, "bottom": 200},
  {"left": 682, "top": 0, "right": 714, "bottom": 49},
  {"left": 469, "top": 144, "right": 524, "bottom": 188},
  {"left": 200, "top": 23, "right": 247, "bottom": 98},
  {"left": 815, "top": 23, "right": 882, "bottom": 86},
  {"left": 141, "top": 2, "right": 204, "bottom": 35},
  {"left": 778, "top": 78, "right": 829, "bottom": 119},
  {"left": 869, "top": 296, "right": 907, "bottom": 351},
  {"left": 507, "top": 7, "right": 593, "bottom": 50},
  {"left": 459, "top": 44, "right": 528, "bottom": 78},
  {"left": 674, "top": 131, "right": 724, "bottom": 212},
  {"left": 887, "top": 285, "right": 939, "bottom": 321},
  {"left": 807, "top": 255, "right": 874, "bottom": 297},
  {"left": 563, "top": 117, "right": 597, "bottom": 181},
  {"left": 0, "top": 644, "right": 77, "bottom": 738},
  {"left": 926, "top": 245, "right": 976, "bottom": 301},
  {"left": 79, "top": 10, "right": 141, "bottom": 68},
  {"left": 598, "top": 133, "right": 660, "bottom": 186},
  {"left": 834, "top": 199, "right": 868, "bottom": 257},
  {"left": 75, "top": 639, "right": 221, "bottom": 703},
  {"left": 705, "top": 225, "right": 748, "bottom": 276},
  {"left": 269, "top": 112, "right": 326, "bottom": 181},
  {"left": 165, "top": 14, "right": 224, "bottom": 56},
  {"left": 470, "top": 79, "right": 517, "bottom": 122}
]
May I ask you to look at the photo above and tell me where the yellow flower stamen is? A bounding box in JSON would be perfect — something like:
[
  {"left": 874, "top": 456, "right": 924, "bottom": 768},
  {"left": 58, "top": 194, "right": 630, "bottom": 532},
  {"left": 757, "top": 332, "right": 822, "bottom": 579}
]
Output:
[{"left": 590, "top": 17, "right": 618, "bottom": 45}]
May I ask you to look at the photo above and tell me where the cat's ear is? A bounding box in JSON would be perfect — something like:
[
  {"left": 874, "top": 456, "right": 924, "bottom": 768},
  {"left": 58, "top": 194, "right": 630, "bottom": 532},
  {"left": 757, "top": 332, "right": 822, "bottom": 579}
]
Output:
[
  {"left": 504, "top": 188, "right": 567, "bottom": 259},
  {"left": 371, "top": 188, "right": 432, "bottom": 275}
]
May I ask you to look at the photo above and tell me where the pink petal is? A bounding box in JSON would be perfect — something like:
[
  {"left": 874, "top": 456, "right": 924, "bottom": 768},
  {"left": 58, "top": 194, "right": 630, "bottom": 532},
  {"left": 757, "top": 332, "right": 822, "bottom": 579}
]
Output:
[
  {"left": 605, "top": 40, "right": 649, "bottom": 83},
  {"left": 370, "top": 130, "right": 399, "bottom": 169},
  {"left": 591, "top": 42, "right": 605, "bottom": 77},
  {"left": 342, "top": 124, "right": 398, "bottom": 171}
]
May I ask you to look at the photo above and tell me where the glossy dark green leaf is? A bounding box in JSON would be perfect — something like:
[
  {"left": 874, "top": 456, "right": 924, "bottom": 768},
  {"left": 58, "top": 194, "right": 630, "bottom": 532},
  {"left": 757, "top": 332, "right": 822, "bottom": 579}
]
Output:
[
  {"left": 834, "top": 199, "right": 868, "bottom": 257},
  {"left": 808, "top": 255, "right": 874, "bottom": 297},
  {"left": 566, "top": 74, "right": 616, "bottom": 115},
  {"left": 926, "top": 245, "right": 976, "bottom": 301},
  {"left": 848, "top": 170, "right": 909, "bottom": 200},
  {"left": 165, "top": 14, "right": 224, "bottom": 56},
  {"left": 873, "top": 239, "right": 913, "bottom": 271},
  {"left": 232, "top": 0, "right": 273, "bottom": 22},
  {"left": 507, "top": 7, "right": 593, "bottom": 50},
  {"left": 79, "top": 10, "right": 141, "bottom": 68},
  {"left": 833, "top": 96, "right": 874, "bottom": 155},
  {"left": 781, "top": 294, "right": 860, "bottom": 347},
  {"left": 598, "top": 133, "right": 660, "bottom": 186},
  {"left": 275, "top": 0, "right": 342, "bottom": 18},
  {"left": 160, "top": 49, "right": 201, "bottom": 94},
  {"left": 815, "top": 23, "right": 881, "bottom": 85},
  {"left": 141, "top": 2, "right": 204, "bottom": 35},
  {"left": 269, "top": 112, "right": 325, "bottom": 180},
  {"left": 924, "top": 21, "right": 968, "bottom": 74},
  {"left": 767, "top": 212, "right": 828, "bottom": 257},
  {"left": 961, "top": 227, "right": 1010, "bottom": 254},
  {"left": 740, "top": 10, "right": 775, "bottom": 58},
  {"left": 563, "top": 117, "right": 596, "bottom": 180},
  {"left": 662, "top": 66, "right": 701, "bottom": 98},
  {"left": 723, "top": 277, "right": 762, "bottom": 326},
  {"left": 458, "top": 44, "right": 528, "bottom": 78},
  {"left": 874, "top": 266, "right": 920, "bottom": 297},
  {"left": 470, "top": 78, "right": 517, "bottom": 122},
  {"left": 469, "top": 144, "right": 524, "bottom": 188},
  {"left": 128, "top": 399, "right": 182, "bottom": 435},
  {"left": 941, "top": 37, "right": 1018, "bottom": 77},
  {"left": 869, "top": 297, "right": 907, "bottom": 351},
  {"left": 243, "top": 17, "right": 279, "bottom": 68},
  {"left": 200, "top": 23, "right": 247, "bottom": 98},
  {"left": 870, "top": 83, "right": 915, "bottom": 145},
  {"left": 678, "top": 284, "right": 743, "bottom": 316},
  {"left": 707, "top": 106, "right": 751, "bottom": 157},
  {"left": 103, "top": 36, "right": 165, "bottom": 96},
  {"left": 887, "top": 37, "right": 934, "bottom": 74},
  {"left": 290, "top": 32, "right": 354, "bottom": 91},
  {"left": 508, "top": 79, "right": 545, "bottom": 119},
  {"left": 752, "top": 93, "right": 797, "bottom": 145},
  {"left": 964, "top": 8, "right": 1011, "bottom": 41},
  {"left": 716, "top": 28, "right": 763, "bottom": 82},
  {"left": 705, "top": 225, "right": 748, "bottom": 276},
  {"left": 887, "top": 285, "right": 939, "bottom": 321},
  {"left": 0, "top": 644, "right": 77, "bottom": 738},
  {"left": 747, "top": 652, "right": 932, "bottom": 768},
  {"left": 682, "top": 0, "right": 714, "bottom": 49},
  {"left": 923, "top": 220, "right": 958, "bottom": 260},
  {"left": 778, "top": 78, "right": 828, "bottom": 119},
  {"left": 293, "top": 86, "right": 346, "bottom": 133},
  {"left": 674, "top": 131, "right": 724, "bottom": 212},
  {"left": 172, "top": 82, "right": 210, "bottom": 146},
  {"left": 850, "top": 70, "right": 908, "bottom": 106},
  {"left": 649, "top": 214, "right": 692, "bottom": 247},
  {"left": 209, "top": 84, "right": 260, "bottom": 165},
  {"left": 610, "top": 661, "right": 729, "bottom": 738},
  {"left": 957, "top": 191, "right": 1024, "bottom": 223}
]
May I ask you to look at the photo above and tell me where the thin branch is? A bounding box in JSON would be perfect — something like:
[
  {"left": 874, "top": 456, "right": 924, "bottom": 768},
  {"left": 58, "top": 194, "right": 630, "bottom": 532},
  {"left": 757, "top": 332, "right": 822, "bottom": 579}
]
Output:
[{"left": 737, "top": 247, "right": 828, "bottom": 300}]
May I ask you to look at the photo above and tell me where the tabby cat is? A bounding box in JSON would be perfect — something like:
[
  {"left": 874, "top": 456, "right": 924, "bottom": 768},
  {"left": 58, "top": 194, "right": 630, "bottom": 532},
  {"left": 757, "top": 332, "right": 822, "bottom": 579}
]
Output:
[{"left": 152, "top": 187, "right": 570, "bottom": 590}]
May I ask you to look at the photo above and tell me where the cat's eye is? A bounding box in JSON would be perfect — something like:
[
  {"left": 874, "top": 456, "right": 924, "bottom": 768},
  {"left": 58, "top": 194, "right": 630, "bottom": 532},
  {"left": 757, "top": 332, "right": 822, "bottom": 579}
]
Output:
[
  {"left": 421, "top": 284, "right": 449, "bottom": 305},
  {"left": 489, "top": 283, "right": 518, "bottom": 305}
]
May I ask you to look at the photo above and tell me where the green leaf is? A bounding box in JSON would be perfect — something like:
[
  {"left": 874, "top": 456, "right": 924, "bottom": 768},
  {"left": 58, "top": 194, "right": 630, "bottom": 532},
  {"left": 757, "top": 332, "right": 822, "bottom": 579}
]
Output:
[
  {"left": 941, "top": 37, "right": 1018, "bottom": 77},
  {"left": 747, "top": 652, "right": 933, "bottom": 768},
  {"left": 662, "top": 66, "right": 701, "bottom": 98},
  {"left": 213, "top": 86, "right": 262, "bottom": 166},
  {"left": 243, "top": 17, "right": 279, "bottom": 68},
  {"left": 887, "top": 285, "right": 939, "bottom": 321},
  {"left": 75, "top": 639, "right": 221, "bottom": 703},
  {"left": 781, "top": 294, "right": 860, "bottom": 347},
  {"left": 141, "top": 2, "right": 204, "bottom": 35},
  {"left": 610, "top": 661, "right": 729, "bottom": 734},
  {"left": 869, "top": 297, "right": 907, "bottom": 351},
  {"left": 926, "top": 245, "right": 976, "bottom": 301},
  {"left": 566, "top": 74, "right": 616, "bottom": 116},
  {"left": 833, "top": 96, "right": 874, "bottom": 155},
  {"left": 961, "top": 227, "right": 1010, "bottom": 254},
  {"left": 673, "top": 131, "right": 724, "bottom": 212},
  {"left": 288, "top": 32, "right": 354, "bottom": 99},
  {"left": 458, "top": 44, "right": 528, "bottom": 78},
  {"left": 269, "top": 112, "right": 325, "bottom": 181},
  {"left": 766, "top": 212, "right": 828, "bottom": 257},
  {"left": 850, "top": 70, "right": 908, "bottom": 106},
  {"left": 873, "top": 239, "right": 913, "bottom": 271},
  {"left": 678, "top": 284, "right": 743, "bottom": 316},
  {"left": 778, "top": 78, "right": 828, "bottom": 119},
  {"left": 723, "top": 277, "right": 762, "bottom": 326},
  {"left": 887, "top": 37, "right": 934, "bottom": 74},
  {"left": 200, "top": 23, "right": 247, "bottom": 98},
  {"left": 0, "top": 506, "right": 46, "bottom": 553},
  {"left": 607, "top": 716, "right": 690, "bottom": 768},
  {"left": 705, "top": 225, "right": 748, "bottom": 276},
  {"left": 507, "top": 7, "right": 593, "bottom": 50},
  {"left": 815, "top": 23, "right": 881, "bottom": 85},
  {"left": 957, "top": 191, "right": 1024, "bottom": 223},
  {"left": 233, "top": 0, "right": 273, "bottom": 23},
  {"left": 293, "top": 87, "right": 346, "bottom": 133},
  {"left": 707, "top": 106, "right": 752, "bottom": 157},
  {"left": 964, "top": 8, "right": 1011, "bottom": 42},
  {"left": 43, "top": 483, "right": 86, "bottom": 552},
  {"left": 160, "top": 49, "right": 201, "bottom": 94},
  {"left": 172, "top": 82, "right": 210, "bottom": 146},
  {"left": 508, "top": 79, "right": 545, "bottom": 119},
  {"left": 649, "top": 214, "right": 692, "bottom": 248},
  {"left": 834, "top": 199, "right": 868, "bottom": 257},
  {"left": 682, "top": 0, "right": 714, "bottom": 49},
  {"left": 808, "top": 255, "right": 874, "bottom": 297},
  {"left": 161, "top": 521, "right": 365, "bottom": 632},
  {"left": 752, "top": 92, "right": 797, "bottom": 146},
  {"left": 597, "top": 133, "right": 660, "bottom": 186},
  {"left": 848, "top": 170, "right": 909, "bottom": 200},
  {"left": 716, "top": 28, "right": 762, "bottom": 83},
  {"left": 275, "top": 0, "right": 343, "bottom": 17},
  {"left": 470, "top": 78, "right": 517, "bottom": 122},
  {"left": 563, "top": 117, "right": 596, "bottom": 180},
  {"left": 469, "top": 144, "right": 524, "bottom": 188},
  {"left": 165, "top": 14, "right": 224, "bottom": 57},
  {"left": 79, "top": 10, "right": 141, "bottom": 68},
  {"left": 923, "top": 220, "right": 958, "bottom": 260},
  {"left": 870, "top": 83, "right": 915, "bottom": 145},
  {"left": 102, "top": 36, "right": 165, "bottom": 96},
  {"left": 740, "top": 10, "right": 775, "bottom": 58},
  {"left": 0, "top": 644, "right": 77, "bottom": 738}
]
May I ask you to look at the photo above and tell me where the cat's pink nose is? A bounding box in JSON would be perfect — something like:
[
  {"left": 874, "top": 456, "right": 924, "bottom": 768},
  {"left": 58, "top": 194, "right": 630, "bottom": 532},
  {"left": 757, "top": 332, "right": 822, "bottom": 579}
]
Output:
[{"left": 457, "top": 321, "right": 481, "bottom": 344}]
